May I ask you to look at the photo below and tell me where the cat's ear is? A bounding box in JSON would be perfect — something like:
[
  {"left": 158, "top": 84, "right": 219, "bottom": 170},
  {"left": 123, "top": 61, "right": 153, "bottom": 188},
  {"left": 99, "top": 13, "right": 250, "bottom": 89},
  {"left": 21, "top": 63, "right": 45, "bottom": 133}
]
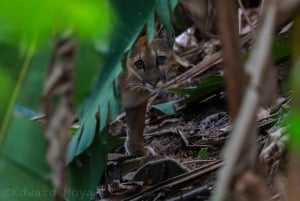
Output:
[{"left": 155, "top": 25, "right": 174, "bottom": 48}]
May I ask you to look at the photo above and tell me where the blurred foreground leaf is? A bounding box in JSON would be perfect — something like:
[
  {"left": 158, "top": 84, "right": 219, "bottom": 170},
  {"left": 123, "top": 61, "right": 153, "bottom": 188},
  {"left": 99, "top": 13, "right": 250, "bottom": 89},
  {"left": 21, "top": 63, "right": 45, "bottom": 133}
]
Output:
[
  {"left": 0, "top": 0, "right": 112, "bottom": 44},
  {"left": 68, "top": 129, "right": 121, "bottom": 201},
  {"left": 272, "top": 32, "right": 291, "bottom": 61},
  {"left": 0, "top": 42, "right": 21, "bottom": 123},
  {"left": 0, "top": 44, "right": 52, "bottom": 201},
  {"left": 0, "top": 118, "right": 51, "bottom": 201},
  {"left": 244, "top": 32, "right": 291, "bottom": 61}
]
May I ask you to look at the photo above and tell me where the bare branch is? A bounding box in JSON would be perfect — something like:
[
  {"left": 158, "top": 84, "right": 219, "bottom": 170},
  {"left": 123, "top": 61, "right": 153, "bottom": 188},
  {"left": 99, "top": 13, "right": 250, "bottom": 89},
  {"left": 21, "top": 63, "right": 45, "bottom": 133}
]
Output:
[{"left": 214, "top": 0, "right": 245, "bottom": 119}]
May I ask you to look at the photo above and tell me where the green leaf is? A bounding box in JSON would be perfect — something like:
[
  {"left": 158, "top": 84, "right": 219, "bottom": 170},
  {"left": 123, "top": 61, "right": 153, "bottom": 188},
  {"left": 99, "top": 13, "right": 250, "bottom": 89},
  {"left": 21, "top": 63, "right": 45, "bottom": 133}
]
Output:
[
  {"left": 0, "top": 67, "right": 15, "bottom": 121},
  {"left": 155, "top": 0, "right": 172, "bottom": 33},
  {"left": 272, "top": 32, "right": 291, "bottom": 61},
  {"left": 0, "top": 42, "right": 22, "bottom": 124},
  {"left": 0, "top": 42, "right": 50, "bottom": 144},
  {"left": 197, "top": 148, "right": 208, "bottom": 160},
  {"left": 69, "top": 127, "right": 78, "bottom": 137},
  {"left": 0, "top": 118, "right": 52, "bottom": 201},
  {"left": 74, "top": 42, "right": 104, "bottom": 107},
  {"left": 148, "top": 0, "right": 179, "bottom": 45},
  {"left": 0, "top": 43, "right": 52, "bottom": 201},
  {"left": 244, "top": 32, "right": 291, "bottom": 61},
  {"left": 67, "top": 129, "right": 121, "bottom": 201},
  {"left": 68, "top": 110, "right": 120, "bottom": 201},
  {"left": 171, "top": 75, "right": 224, "bottom": 104},
  {"left": 151, "top": 100, "right": 179, "bottom": 115},
  {"left": 169, "top": 0, "right": 179, "bottom": 10},
  {"left": 147, "top": 12, "right": 155, "bottom": 44},
  {"left": 0, "top": 157, "right": 50, "bottom": 200},
  {"left": 288, "top": 112, "right": 300, "bottom": 154},
  {"left": 0, "top": 0, "right": 112, "bottom": 45},
  {"left": 288, "top": 59, "right": 300, "bottom": 153}
]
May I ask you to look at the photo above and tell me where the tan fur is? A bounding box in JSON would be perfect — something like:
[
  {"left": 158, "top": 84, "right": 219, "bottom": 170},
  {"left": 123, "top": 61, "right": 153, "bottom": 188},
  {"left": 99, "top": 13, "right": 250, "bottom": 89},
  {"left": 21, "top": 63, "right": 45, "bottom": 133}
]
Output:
[{"left": 119, "top": 28, "right": 174, "bottom": 156}]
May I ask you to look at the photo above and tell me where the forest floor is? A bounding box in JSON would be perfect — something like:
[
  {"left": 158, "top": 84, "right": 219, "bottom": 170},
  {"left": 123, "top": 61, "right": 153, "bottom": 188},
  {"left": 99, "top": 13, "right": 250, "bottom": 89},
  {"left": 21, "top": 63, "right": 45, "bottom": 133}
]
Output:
[{"left": 98, "top": 28, "right": 290, "bottom": 201}]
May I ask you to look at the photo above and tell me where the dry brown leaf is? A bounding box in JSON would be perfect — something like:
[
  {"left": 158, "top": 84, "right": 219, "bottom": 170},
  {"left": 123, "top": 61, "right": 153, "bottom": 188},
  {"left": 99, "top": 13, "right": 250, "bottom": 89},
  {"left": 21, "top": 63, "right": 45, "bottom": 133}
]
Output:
[{"left": 41, "top": 32, "right": 76, "bottom": 201}]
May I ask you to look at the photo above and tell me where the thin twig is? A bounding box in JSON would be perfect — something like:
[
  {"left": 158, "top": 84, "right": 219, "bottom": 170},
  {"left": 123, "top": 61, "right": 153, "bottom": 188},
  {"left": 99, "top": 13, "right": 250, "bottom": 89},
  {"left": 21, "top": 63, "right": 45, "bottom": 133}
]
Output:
[
  {"left": 214, "top": 0, "right": 245, "bottom": 119},
  {"left": 177, "top": 128, "right": 190, "bottom": 146},
  {"left": 182, "top": 159, "right": 217, "bottom": 165}
]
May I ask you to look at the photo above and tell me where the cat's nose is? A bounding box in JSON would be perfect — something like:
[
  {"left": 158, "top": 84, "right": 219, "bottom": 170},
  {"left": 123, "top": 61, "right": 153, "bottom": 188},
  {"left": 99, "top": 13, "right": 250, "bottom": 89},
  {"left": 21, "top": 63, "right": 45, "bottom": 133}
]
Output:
[
  {"left": 149, "top": 79, "right": 159, "bottom": 87},
  {"left": 147, "top": 70, "right": 163, "bottom": 87},
  {"left": 147, "top": 75, "right": 160, "bottom": 87}
]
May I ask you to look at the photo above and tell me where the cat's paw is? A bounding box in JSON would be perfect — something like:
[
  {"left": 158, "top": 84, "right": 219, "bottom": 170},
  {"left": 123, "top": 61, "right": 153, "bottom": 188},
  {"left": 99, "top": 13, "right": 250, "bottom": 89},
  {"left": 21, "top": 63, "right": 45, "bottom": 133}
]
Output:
[
  {"left": 143, "top": 146, "right": 156, "bottom": 156},
  {"left": 125, "top": 141, "right": 157, "bottom": 157}
]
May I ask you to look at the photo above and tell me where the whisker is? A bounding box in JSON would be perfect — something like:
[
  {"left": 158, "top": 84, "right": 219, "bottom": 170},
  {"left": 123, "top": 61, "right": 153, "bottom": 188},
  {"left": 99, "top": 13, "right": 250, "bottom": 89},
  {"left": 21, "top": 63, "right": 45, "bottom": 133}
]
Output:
[{"left": 128, "top": 82, "right": 144, "bottom": 91}]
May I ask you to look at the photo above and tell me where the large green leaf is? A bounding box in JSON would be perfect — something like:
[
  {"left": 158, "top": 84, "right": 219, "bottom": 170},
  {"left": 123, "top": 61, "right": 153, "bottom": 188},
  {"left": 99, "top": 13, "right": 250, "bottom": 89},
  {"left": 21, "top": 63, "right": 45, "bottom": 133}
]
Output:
[
  {"left": 74, "top": 42, "right": 104, "bottom": 107},
  {"left": 0, "top": 42, "right": 22, "bottom": 124},
  {"left": 0, "top": 44, "right": 52, "bottom": 201},
  {"left": 68, "top": 103, "right": 121, "bottom": 201},
  {"left": 155, "top": 0, "right": 174, "bottom": 33},
  {"left": 67, "top": 129, "right": 121, "bottom": 201},
  {"left": 0, "top": 118, "right": 51, "bottom": 201},
  {"left": 147, "top": 0, "right": 178, "bottom": 43},
  {"left": 146, "top": 12, "right": 155, "bottom": 44},
  {"left": 0, "top": 0, "right": 112, "bottom": 44}
]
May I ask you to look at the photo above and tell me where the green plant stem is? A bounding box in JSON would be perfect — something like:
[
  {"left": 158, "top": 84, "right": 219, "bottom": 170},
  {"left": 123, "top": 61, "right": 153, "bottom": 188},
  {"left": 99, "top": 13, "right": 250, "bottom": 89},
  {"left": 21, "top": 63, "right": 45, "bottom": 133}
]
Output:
[{"left": 0, "top": 41, "right": 36, "bottom": 146}]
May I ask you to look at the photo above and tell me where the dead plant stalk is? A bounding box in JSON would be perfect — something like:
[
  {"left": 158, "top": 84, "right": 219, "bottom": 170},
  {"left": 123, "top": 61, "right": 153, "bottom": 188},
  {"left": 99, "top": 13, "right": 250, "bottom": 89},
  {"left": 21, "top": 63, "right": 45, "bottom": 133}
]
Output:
[{"left": 214, "top": 1, "right": 277, "bottom": 201}]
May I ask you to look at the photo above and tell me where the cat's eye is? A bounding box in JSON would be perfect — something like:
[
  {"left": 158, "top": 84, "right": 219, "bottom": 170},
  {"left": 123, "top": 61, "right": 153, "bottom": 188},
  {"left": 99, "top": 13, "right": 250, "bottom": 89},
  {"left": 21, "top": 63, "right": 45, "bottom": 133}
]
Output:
[
  {"left": 156, "top": 56, "right": 166, "bottom": 65},
  {"left": 134, "top": 60, "right": 145, "bottom": 69}
]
